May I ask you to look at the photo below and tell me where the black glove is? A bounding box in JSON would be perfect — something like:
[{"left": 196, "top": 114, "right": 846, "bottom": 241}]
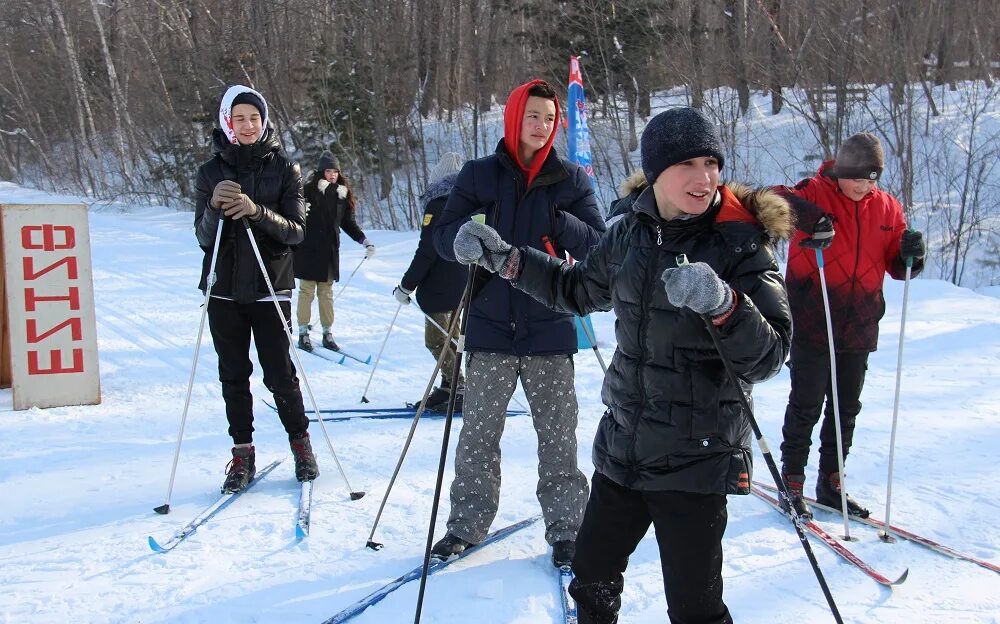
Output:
[
  {"left": 900, "top": 230, "right": 925, "bottom": 259},
  {"left": 800, "top": 214, "right": 835, "bottom": 250}
]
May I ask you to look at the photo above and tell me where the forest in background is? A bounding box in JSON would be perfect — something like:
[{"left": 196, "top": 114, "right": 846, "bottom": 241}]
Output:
[{"left": 1, "top": 0, "right": 998, "bottom": 285}]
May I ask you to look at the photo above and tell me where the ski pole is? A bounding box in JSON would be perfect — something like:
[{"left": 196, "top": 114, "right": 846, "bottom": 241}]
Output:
[
  {"left": 154, "top": 218, "right": 224, "bottom": 515},
  {"left": 242, "top": 219, "right": 364, "bottom": 500},
  {"left": 332, "top": 256, "right": 366, "bottom": 303},
  {"left": 360, "top": 302, "right": 403, "bottom": 403},
  {"left": 414, "top": 216, "right": 484, "bottom": 624},
  {"left": 365, "top": 307, "right": 463, "bottom": 550},
  {"left": 816, "top": 248, "right": 853, "bottom": 541},
  {"left": 676, "top": 254, "right": 843, "bottom": 623},
  {"left": 880, "top": 256, "right": 913, "bottom": 543}
]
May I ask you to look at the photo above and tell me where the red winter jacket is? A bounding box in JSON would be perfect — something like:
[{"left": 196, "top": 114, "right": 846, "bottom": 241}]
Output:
[{"left": 782, "top": 161, "right": 922, "bottom": 352}]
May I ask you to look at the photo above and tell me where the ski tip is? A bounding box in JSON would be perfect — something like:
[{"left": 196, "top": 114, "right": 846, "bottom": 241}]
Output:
[
  {"left": 153, "top": 504, "right": 170, "bottom": 515},
  {"left": 365, "top": 540, "right": 384, "bottom": 551},
  {"left": 363, "top": 355, "right": 372, "bottom": 365},
  {"left": 148, "top": 536, "right": 166, "bottom": 553},
  {"left": 350, "top": 491, "right": 366, "bottom": 501},
  {"left": 295, "top": 524, "right": 308, "bottom": 540},
  {"left": 891, "top": 568, "right": 909, "bottom": 585},
  {"left": 338, "top": 355, "right": 347, "bottom": 365}
]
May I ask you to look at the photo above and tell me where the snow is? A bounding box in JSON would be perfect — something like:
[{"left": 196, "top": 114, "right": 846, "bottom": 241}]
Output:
[{"left": 0, "top": 181, "right": 998, "bottom": 623}]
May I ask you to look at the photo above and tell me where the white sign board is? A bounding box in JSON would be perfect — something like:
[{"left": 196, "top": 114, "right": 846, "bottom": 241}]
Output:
[{"left": 1, "top": 204, "right": 101, "bottom": 409}]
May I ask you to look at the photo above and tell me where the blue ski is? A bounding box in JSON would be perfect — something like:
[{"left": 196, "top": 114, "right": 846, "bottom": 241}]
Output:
[
  {"left": 559, "top": 565, "right": 579, "bottom": 624},
  {"left": 321, "top": 516, "right": 541, "bottom": 623},
  {"left": 148, "top": 458, "right": 283, "bottom": 553},
  {"left": 296, "top": 480, "right": 314, "bottom": 539},
  {"left": 263, "top": 399, "right": 527, "bottom": 420}
]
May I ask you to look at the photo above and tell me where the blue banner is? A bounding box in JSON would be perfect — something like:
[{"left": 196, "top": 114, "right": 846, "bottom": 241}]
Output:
[{"left": 567, "top": 56, "right": 595, "bottom": 181}]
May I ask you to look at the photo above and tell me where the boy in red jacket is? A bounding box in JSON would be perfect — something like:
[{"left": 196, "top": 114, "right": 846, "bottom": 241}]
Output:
[{"left": 778, "top": 132, "right": 926, "bottom": 518}]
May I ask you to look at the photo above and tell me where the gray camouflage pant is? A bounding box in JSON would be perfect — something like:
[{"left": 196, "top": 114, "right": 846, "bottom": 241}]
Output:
[{"left": 446, "top": 351, "right": 589, "bottom": 545}]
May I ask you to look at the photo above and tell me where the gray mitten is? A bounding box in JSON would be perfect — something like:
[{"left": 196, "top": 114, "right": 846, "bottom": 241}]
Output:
[
  {"left": 661, "top": 262, "right": 733, "bottom": 316},
  {"left": 453, "top": 220, "right": 513, "bottom": 273}
]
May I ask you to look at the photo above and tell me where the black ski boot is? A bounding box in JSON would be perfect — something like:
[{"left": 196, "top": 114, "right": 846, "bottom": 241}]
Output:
[
  {"left": 298, "top": 333, "right": 313, "bottom": 352},
  {"left": 290, "top": 432, "right": 319, "bottom": 482},
  {"left": 431, "top": 533, "right": 475, "bottom": 560},
  {"left": 816, "top": 471, "right": 871, "bottom": 518},
  {"left": 322, "top": 332, "right": 338, "bottom": 351},
  {"left": 222, "top": 445, "right": 256, "bottom": 493},
  {"left": 778, "top": 472, "right": 812, "bottom": 520},
  {"left": 416, "top": 386, "right": 450, "bottom": 411},
  {"left": 552, "top": 540, "right": 575, "bottom": 568}
]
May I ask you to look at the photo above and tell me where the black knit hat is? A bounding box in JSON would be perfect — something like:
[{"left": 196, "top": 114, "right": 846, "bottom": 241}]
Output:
[
  {"left": 832, "top": 133, "right": 884, "bottom": 180},
  {"left": 318, "top": 150, "right": 339, "bottom": 172},
  {"left": 231, "top": 91, "right": 266, "bottom": 118},
  {"left": 641, "top": 107, "right": 725, "bottom": 184}
]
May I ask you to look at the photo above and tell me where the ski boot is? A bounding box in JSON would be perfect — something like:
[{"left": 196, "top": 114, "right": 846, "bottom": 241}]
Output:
[
  {"left": 298, "top": 332, "right": 313, "bottom": 352},
  {"left": 816, "top": 471, "right": 871, "bottom": 518},
  {"left": 222, "top": 445, "right": 256, "bottom": 494},
  {"left": 289, "top": 432, "right": 319, "bottom": 482},
  {"left": 552, "top": 540, "right": 576, "bottom": 568},
  {"left": 322, "top": 332, "right": 339, "bottom": 351},
  {"left": 778, "top": 472, "right": 812, "bottom": 520},
  {"left": 431, "top": 533, "right": 475, "bottom": 560}
]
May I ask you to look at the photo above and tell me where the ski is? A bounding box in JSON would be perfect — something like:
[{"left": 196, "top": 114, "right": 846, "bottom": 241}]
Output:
[
  {"left": 750, "top": 485, "right": 908, "bottom": 586},
  {"left": 754, "top": 480, "right": 999, "bottom": 574},
  {"left": 263, "top": 399, "right": 527, "bottom": 421},
  {"left": 148, "top": 458, "right": 284, "bottom": 553},
  {"left": 299, "top": 344, "right": 371, "bottom": 366},
  {"left": 320, "top": 516, "right": 541, "bottom": 623},
  {"left": 295, "top": 480, "right": 314, "bottom": 539},
  {"left": 558, "top": 565, "right": 578, "bottom": 624}
]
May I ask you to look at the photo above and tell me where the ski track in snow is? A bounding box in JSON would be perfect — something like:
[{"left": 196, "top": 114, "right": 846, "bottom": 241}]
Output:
[{"left": 0, "top": 194, "right": 998, "bottom": 622}]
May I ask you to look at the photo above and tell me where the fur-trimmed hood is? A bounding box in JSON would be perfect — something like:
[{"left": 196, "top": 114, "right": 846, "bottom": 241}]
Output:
[{"left": 612, "top": 170, "right": 794, "bottom": 241}]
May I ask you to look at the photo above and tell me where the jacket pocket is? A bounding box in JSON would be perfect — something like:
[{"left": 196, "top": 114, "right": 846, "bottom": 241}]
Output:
[
  {"left": 726, "top": 447, "right": 752, "bottom": 495},
  {"left": 689, "top": 360, "right": 725, "bottom": 439}
]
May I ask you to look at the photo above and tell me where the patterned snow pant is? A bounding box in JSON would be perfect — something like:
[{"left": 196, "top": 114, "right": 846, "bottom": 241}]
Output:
[{"left": 446, "top": 351, "right": 589, "bottom": 545}]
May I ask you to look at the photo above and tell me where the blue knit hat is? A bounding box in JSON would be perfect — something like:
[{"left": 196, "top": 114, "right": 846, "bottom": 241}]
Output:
[{"left": 641, "top": 107, "right": 725, "bottom": 184}]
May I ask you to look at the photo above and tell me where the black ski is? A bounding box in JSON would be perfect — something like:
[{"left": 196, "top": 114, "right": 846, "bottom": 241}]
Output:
[
  {"left": 754, "top": 480, "right": 999, "bottom": 574},
  {"left": 751, "top": 485, "right": 908, "bottom": 586},
  {"left": 148, "top": 458, "right": 283, "bottom": 553},
  {"left": 320, "top": 516, "right": 540, "bottom": 623}
]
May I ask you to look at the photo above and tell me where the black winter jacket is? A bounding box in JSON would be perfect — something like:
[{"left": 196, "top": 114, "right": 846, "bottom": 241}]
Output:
[
  {"left": 400, "top": 174, "right": 468, "bottom": 313},
  {"left": 293, "top": 173, "right": 366, "bottom": 282},
  {"left": 433, "top": 140, "right": 606, "bottom": 355},
  {"left": 194, "top": 128, "right": 305, "bottom": 303},
  {"left": 513, "top": 173, "right": 794, "bottom": 494}
]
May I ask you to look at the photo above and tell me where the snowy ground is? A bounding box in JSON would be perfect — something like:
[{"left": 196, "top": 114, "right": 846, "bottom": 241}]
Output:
[{"left": 1, "top": 183, "right": 998, "bottom": 623}]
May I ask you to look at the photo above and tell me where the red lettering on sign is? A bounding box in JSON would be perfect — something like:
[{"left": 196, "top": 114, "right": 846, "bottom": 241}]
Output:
[
  {"left": 21, "top": 225, "right": 76, "bottom": 251},
  {"left": 24, "top": 287, "right": 80, "bottom": 312},
  {"left": 27, "top": 348, "right": 84, "bottom": 374},
  {"left": 26, "top": 318, "right": 83, "bottom": 343},
  {"left": 23, "top": 256, "right": 79, "bottom": 280}
]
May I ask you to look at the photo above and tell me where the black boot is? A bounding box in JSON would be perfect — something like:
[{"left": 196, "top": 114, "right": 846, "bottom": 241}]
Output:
[
  {"left": 569, "top": 578, "right": 623, "bottom": 624},
  {"left": 430, "top": 533, "right": 475, "bottom": 560},
  {"left": 415, "top": 386, "right": 450, "bottom": 411},
  {"left": 298, "top": 333, "right": 313, "bottom": 352},
  {"left": 322, "top": 332, "right": 338, "bottom": 351},
  {"left": 222, "top": 445, "right": 256, "bottom": 494},
  {"left": 816, "top": 471, "right": 871, "bottom": 518},
  {"left": 552, "top": 540, "right": 575, "bottom": 568},
  {"left": 290, "top": 432, "right": 319, "bottom": 482},
  {"left": 778, "top": 472, "right": 812, "bottom": 519}
]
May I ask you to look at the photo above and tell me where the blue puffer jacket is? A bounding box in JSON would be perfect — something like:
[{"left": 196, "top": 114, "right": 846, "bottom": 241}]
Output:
[{"left": 433, "top": 140, "right": 606, "bottom": 355}]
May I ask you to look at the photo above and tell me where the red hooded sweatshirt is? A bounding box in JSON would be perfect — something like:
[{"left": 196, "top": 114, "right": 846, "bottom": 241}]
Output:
[{"left": 503, "top": 79, "right": 561, "bottom": 187}]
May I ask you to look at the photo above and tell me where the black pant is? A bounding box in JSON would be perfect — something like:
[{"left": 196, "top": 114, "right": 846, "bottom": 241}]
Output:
[
  {"left": 780, "top": 344, "right": 869, "bottom": 475},
  {"left": 569, "top": 472, "right": 732, "bottom": 624},
  {"left": 207, "top": 298, "right": 309, "bottom": 445}
]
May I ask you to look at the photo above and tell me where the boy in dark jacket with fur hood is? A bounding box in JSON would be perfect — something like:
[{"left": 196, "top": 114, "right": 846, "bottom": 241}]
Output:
[
  {"left": 194, "top": 85, "right": 319, "bottom": 493},
  {"left": 450, "top": 107, "right": 793, "bottom": 623}
]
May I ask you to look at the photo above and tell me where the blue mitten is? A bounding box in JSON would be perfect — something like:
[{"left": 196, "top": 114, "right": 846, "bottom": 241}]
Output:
[{"left": 661, "top": 262, "right": 733, "bottom": 316}]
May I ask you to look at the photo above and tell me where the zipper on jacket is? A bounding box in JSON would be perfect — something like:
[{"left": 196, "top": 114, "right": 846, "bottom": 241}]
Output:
[
  {"left": 626, "top": 227, "right": 657, "bottom": 483},
  {"left": 655, "top": 224, "right": 662, "bottom": 246}
]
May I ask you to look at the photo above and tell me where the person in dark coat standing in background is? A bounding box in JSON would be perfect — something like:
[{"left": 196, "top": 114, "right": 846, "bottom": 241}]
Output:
[
  {"left": 193, "top": 85, "right": 319, "bottom": 493},
  {"left": 776, "top": 132, "right": 926, "bottom": 520},
  {"left": 393, "top": 152, "right": 468, "bottom": 412},
  {"left": 293, "top": 151, "right": 376, "bottom": 352},
  {"left": 448, "top": 107, "right": 793, "bottom": 624},
  {"left": 431, "top": 79, "right": 607, "bottom": 569}
]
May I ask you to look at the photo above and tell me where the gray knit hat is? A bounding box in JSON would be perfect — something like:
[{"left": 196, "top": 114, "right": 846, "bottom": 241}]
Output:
[
  {"left": 832, "top": 133, "right": 884, "bottom": 180},
  {"left": 428, "top": 152, "right": 464, "bottom": 184},
  {"left": 641, "top": 107, "right": 725, "bottom": 184}
]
